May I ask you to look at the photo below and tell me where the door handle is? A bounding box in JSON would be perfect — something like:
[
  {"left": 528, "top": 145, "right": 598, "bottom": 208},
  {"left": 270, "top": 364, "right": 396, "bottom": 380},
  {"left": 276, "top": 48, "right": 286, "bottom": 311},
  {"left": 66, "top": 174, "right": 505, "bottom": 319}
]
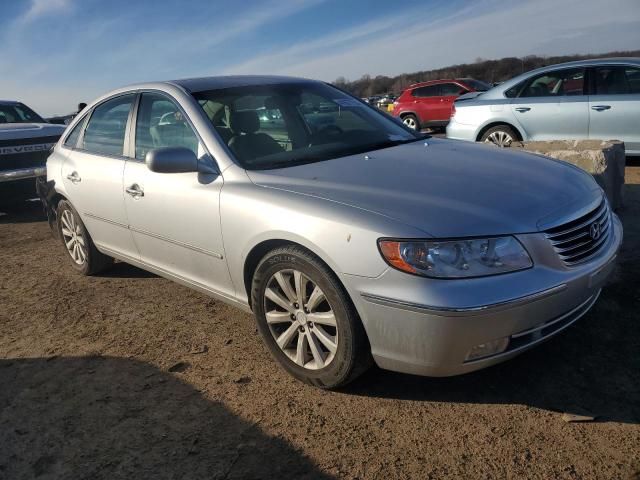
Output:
[
  {"left": 515, "top": 107, "right": 531, "bottom": 113},
  {"left": 591, "top": 105, "right": 611, "bottom": 111},
  {"left": 66, "top": 171, "right": 81, "bottom": 183},
  {"left": 125, "top": 184, "right": 144, "bottom": 198}
]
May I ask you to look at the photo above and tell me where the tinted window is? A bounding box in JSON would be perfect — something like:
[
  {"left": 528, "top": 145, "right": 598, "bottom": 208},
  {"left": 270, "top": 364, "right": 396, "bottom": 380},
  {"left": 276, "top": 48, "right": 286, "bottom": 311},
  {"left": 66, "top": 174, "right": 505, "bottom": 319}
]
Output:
[
  {"left": 193, "top": 82, "right": 417, "bottom": 170},
  {"left": 463, "top": 79, "right": 492, "bottom": 91},
  {"left": 63, "top": 118, "right": 85, "bottom": 148},
  {"left": 440, "top": 83, "right": 464, "bottom": 96},
  {"left": 0, "top": 102, "right": 45, "bottom": 124},
  {"left": 82, "top": 95, "right": 134, "bottom": 156},
  {"left": 594, "top": 66, "right": 640, "bottom": 95},
  {"left": 135, "top": 93, "right": 199, "bottom": 160},
  {"left": 520, "top": 68, "right": 585, "bottom": 97},
  {"left": 411, "top": 85, "right": 440, "bottom": 97}
]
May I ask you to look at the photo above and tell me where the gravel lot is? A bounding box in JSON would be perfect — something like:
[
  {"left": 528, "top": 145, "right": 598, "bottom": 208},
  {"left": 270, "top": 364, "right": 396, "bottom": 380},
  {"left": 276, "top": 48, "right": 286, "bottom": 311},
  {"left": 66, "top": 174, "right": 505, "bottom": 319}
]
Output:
[{"left": 1, "top": 164, "right": 639, "bottom": 480}]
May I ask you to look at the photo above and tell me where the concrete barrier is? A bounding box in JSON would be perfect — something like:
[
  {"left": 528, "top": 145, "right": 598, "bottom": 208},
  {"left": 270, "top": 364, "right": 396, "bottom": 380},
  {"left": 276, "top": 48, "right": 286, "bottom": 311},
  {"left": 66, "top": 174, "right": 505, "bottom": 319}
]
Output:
[{"left": 510, "top": 140, "right": 626, "bottom": 210}]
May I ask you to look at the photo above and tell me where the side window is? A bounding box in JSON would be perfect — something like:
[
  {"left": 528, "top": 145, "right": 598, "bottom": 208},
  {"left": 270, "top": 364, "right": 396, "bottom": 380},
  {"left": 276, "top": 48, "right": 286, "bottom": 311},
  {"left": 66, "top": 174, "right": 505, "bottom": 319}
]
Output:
[
  {"left": 135, "top": 93, "right": 199, "bottom": 160},
  {"left": 82, "top": 94, "right": 135, "bottom": 156},
  {"left": 520, "top": 68, "right": 585, "bottom": 97},
  {"left": 411, "top": 85, "right": 440, "bottom": 97},
  {"left": 440, "top": 83, "right": 464, "bottom": 96},
  {"left": 63, "top": 117, "right": 85, "bottom": 148},
  {"left": 594, "top": 66, "right": 640, "bottom": 95}
]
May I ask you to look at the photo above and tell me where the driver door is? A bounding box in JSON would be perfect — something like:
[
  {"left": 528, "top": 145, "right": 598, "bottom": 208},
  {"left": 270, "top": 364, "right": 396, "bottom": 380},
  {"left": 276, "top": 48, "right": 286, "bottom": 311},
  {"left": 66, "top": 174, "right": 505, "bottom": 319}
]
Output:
[{"left": 122, "top": 92, "right": 234, "bottom": 298}]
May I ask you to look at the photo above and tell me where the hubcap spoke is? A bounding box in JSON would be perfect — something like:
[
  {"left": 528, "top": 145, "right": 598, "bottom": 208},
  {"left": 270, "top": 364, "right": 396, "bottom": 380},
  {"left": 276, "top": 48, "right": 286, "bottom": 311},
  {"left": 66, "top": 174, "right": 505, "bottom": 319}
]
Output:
[
  {"left": 265, "top": 310, "right": 292, "bottom": 324},
  {"left": 276, "top": 323, "right": 299, "bottom": 349},
  {"left": 307, "top": 311, "right": 336, "bottom": 326},
  {"left": 312, "top": 325, "right": 337, "bottom": 354},
  {"left": 265, "top": 287, "right": 294, "bottom": 313},
  {"left": 294, "top": 333, "right": 307, "bottom": 366},
  {"left": 274, "top": 272, "right": 296, "bottom": 303},
  {"left": 293, "top": 270, "right": 306, "bottom": 306},
  {"left": 307, "top": 331, "right": 326, "bottom": 368},
  {"left": 306, "top": 285, "right": 325, "bottom": 312}
]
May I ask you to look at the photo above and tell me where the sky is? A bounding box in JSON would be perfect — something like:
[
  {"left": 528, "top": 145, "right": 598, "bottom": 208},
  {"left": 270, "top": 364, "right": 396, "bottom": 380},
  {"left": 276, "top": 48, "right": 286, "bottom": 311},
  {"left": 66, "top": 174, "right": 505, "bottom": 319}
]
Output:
[{"left": 1, "top": 0, "right": 639, "bottom": 116}]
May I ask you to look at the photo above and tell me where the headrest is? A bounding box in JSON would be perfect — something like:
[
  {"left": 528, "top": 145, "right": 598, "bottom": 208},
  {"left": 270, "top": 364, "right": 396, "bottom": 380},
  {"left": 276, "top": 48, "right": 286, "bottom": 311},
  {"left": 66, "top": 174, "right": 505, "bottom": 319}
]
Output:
[{"left": 229, "top": 110, "right": 259, "bottom": 134}]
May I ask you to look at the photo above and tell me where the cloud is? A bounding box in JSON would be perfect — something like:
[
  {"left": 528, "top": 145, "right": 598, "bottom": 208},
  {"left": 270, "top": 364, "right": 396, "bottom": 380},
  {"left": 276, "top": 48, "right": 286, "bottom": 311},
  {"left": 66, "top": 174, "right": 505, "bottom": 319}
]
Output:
[
  {"left": 19, "top": 0, "right": 72, "bottom": 24},
  {"left": 225, "top": 0, "right": 640, "bottom": 81}
]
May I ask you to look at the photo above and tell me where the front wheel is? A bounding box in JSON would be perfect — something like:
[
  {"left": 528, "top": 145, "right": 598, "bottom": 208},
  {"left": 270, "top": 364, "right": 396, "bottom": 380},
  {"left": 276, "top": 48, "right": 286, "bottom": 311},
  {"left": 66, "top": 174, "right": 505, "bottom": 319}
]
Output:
[{"left": 251, "top": 246, "right": 371, "bottom": 389}]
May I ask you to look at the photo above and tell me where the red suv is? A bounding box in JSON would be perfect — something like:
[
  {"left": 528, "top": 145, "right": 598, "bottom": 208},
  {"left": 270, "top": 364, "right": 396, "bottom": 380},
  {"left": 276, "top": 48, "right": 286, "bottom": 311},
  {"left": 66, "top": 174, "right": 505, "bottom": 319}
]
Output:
[{"left": 391, "top": 78, "right": 491, "bottom": 130}]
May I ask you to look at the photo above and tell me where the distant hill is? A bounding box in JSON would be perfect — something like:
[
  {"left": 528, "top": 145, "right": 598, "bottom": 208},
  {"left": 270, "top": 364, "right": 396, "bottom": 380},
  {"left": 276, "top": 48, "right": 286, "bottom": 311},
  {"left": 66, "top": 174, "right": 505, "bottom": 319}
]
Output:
[{"left": 334, "top": 50, "right": 640, "bottom": 97}]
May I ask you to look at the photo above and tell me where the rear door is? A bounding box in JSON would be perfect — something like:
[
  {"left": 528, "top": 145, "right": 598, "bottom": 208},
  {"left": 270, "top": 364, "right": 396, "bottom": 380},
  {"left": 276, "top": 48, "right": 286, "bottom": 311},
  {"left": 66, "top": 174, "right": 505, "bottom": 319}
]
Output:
[
  {"left": 510, "top": 67, "right": 589, "bottom": 140},
  {"left": 439, "top": 82, "right": 466, "bottom": 122},
  {"left": 410, "top": 85, "right": 441, "bottom": 125},
  {"left": 61, "top": 94, "right": 139, "bottom": 260},
  {"left": 589, "top": 65, "right": 640, "bottom": 153}
]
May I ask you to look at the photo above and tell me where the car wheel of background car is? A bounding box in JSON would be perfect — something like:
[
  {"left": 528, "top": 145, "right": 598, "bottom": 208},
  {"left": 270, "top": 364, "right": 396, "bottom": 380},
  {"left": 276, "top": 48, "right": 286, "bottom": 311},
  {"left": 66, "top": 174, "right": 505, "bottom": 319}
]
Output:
[
  {"left": 251, "top": 245, "right": 371, "bottom": 389},
  {"left": 57, "top": 200, "right": 113, "bottom": 275},
  {"left": 480, "top": 125, "right": 517, "bottom": 147},
  {"left": 401, "top": 114, "right": 419, "bottom": 130}
]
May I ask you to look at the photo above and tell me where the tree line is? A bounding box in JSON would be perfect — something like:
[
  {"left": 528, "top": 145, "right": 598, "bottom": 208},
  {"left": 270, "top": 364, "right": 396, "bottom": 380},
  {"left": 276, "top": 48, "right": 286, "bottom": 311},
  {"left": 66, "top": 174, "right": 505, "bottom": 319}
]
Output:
[{"left": 333, "top": 50, "right": 640, "bottom": 97}]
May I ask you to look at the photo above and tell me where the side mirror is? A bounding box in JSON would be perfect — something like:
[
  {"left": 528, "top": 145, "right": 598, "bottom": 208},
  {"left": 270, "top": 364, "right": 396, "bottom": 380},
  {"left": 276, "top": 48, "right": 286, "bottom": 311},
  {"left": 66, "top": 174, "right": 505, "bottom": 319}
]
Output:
[{"left": 145, "top": 147, "right": 198, "bottom": 174}]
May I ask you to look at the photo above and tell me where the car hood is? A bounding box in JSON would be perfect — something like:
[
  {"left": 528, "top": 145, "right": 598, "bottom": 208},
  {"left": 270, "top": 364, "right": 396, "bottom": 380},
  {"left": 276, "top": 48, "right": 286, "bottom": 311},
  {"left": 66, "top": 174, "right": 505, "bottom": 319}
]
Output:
[
  {"left": 246, "top": 138, "right": 602, "bottom": 237},
  {"left": 0, "top": 123, "right": 66, "bottom": 141}
]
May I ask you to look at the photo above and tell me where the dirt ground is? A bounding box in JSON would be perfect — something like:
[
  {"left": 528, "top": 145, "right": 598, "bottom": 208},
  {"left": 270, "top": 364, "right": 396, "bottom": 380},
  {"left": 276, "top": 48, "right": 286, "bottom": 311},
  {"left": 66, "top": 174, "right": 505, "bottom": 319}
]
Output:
[{"left": 1, "top": 164, "right": 639, "bottom": 480}]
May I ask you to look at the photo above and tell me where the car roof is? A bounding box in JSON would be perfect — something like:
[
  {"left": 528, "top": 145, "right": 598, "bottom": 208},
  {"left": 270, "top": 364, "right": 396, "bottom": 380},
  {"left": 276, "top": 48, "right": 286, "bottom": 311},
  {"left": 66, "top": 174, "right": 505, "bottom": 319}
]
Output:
[
  {"left": 167, "top": 75, "right": 317, "bottom": 93},
  {"left": 0, "top": 100, "right": 21, "bottom": 105},
  {"left": 408, "top": 79, "right": 465, "bottom": 88},
  {"left": 480, "top": 57, "right": 640, "bottom": 99}
]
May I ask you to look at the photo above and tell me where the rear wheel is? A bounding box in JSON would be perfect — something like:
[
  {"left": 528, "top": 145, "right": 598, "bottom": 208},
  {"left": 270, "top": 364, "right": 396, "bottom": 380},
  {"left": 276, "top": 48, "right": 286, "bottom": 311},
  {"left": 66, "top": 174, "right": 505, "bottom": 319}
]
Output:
[
  {"left": 480, "top": 125, "right": 518, "bottom": 147},
  {"left": 401, "top": 114, "right": 419, "bottom": 130},
  {"left": 251, "top": 246, "right": 371, "bottom": 389},
  {"left": 57, "top": 200, "right": 113, "bottom": 275}
]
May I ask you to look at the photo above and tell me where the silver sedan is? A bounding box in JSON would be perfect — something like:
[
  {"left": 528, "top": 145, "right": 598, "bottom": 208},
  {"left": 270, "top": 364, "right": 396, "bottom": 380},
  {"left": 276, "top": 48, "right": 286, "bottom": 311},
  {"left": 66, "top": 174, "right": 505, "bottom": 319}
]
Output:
[
  {"left": 447, "top": 58, "right": 640, "bottom": 155},
  {"left": 40, "top": 76, "right": 622, "bottom": 388}
]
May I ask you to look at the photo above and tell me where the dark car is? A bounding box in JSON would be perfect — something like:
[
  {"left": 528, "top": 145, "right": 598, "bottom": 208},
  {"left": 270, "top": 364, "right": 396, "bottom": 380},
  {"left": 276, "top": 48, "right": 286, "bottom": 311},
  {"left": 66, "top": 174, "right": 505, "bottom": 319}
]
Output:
[{"left": 391, "top": 78, "right": 491, "bottom": 130}]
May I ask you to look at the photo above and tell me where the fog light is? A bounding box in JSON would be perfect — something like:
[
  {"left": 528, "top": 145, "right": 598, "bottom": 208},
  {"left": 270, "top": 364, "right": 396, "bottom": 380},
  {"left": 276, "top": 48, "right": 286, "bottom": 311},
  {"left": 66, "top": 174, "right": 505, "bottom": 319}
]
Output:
[{"left": 465, "top": 337, "right": 510, "bottom": 361}]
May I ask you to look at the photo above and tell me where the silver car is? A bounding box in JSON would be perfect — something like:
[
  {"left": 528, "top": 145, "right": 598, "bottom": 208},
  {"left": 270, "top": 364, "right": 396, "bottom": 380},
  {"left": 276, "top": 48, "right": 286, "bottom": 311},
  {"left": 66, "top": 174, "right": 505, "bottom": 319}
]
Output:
[
  {"left": 447, "top": 58, "right": 640, "bottom": 156},
  {"left": 40, "top": 76, "right": 622, "bottom": 388}
]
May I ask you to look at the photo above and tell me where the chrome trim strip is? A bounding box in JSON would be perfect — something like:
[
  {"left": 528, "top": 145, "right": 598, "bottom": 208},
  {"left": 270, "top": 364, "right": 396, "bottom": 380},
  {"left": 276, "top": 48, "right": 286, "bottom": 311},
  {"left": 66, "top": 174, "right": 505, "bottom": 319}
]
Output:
[
  {"left": 463, "top": 289, "right": 601, "bottom": 364},
  {"left": 130, "top": 226, "right": 223, "bottom": 259},
  {"left": 361, "top": 284, "right": 568, "bottom": 316},
  {"left": 0, "top": 166, "right": 46, "bottom": 182},
  {"left": 83, "top": 212, "right": 223, "bottom": 259},
  {"left": 511, "top": 291, "right": 599, "bottom": 339}
]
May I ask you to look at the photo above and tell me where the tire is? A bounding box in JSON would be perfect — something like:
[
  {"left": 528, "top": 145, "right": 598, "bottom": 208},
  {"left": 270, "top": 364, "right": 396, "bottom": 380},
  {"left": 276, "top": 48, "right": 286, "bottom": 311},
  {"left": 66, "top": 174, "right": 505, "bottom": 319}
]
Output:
[
  {"left": 57, "top": 200, "right": 113, "bottom": 275},
  {"left": 251, "top": 246, "right": 372, "bottom": 389},
  {"left": 480, "top": 125, "right": 518, "bottom": 147},
  {"left": 401, "top": 113, "right": 419, "bottom": 130}
]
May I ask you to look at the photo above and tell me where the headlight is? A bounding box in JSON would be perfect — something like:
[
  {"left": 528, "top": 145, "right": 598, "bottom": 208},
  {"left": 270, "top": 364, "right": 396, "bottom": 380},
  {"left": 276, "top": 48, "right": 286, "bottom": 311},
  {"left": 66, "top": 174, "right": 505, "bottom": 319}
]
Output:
[{"left": 378, "top": 236, "right": 532, "bottom": 278}]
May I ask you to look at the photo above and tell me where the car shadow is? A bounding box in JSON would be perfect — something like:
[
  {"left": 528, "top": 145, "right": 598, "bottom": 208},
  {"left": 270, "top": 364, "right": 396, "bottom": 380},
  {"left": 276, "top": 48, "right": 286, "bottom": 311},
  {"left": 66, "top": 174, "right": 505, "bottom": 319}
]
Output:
[
  {"left": 0, "top": 198, "right": 46, "bottom": 224},
  {"left": 343, "top": 181, "right": 640, "bottom": 425},
  {"left": 99, "top": 261, "right": 159, "bottom": 279},
  {"left": 0, "top": 356, "right": 333, "bottom": 480}
]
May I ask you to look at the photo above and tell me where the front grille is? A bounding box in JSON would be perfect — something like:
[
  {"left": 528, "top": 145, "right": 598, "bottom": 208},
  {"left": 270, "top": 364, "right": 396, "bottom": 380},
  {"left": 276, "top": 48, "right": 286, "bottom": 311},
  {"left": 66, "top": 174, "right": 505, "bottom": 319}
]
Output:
[
  {"left": 0, "top": 135, "right": 59, "bottom": 171},
  {"left": 544, "top": 198, "right": 611, "bottom": 266}
]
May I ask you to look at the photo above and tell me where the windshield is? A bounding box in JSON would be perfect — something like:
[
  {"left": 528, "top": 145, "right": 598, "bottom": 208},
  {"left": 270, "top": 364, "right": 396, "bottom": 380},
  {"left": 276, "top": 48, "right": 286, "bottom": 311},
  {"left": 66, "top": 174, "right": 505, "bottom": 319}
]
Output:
[
  {"left": 193, "top": 82, "right": 420, "bottom": 170},
  {"left": 0, "top": 103, "right": 45, "bottom": 124}
]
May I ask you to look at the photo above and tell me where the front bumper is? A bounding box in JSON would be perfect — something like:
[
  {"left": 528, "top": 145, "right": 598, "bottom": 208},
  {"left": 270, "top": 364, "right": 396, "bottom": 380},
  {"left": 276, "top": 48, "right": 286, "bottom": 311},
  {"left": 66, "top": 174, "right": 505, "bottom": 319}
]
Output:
[
  {"left": 350, "top": 214, "right": 623, "bottom": 377},
  {"left": 0, "top": 166, "right": 46, "bottom": 183}
]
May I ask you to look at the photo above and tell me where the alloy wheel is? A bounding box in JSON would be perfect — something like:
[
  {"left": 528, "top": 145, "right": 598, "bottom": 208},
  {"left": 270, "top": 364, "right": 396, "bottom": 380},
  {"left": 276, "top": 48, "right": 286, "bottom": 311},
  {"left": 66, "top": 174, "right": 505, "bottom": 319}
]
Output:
[
  {"left": 403, "top": 116, "right": 417, "bottom": 129},
  {"left": 263, "top": 269, "right": 338, "bottom": 370},
  {"left": 484, "top": 130, "right": 514, "bottom": 147},
  {"left": 60, "top": 209, "right": 87, "bottom": 265}
]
